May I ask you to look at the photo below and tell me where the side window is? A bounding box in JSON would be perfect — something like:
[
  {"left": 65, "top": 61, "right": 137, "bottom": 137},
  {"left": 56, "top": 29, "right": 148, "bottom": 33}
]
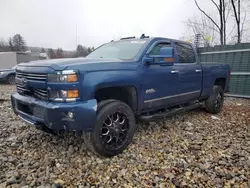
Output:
[
  {"left": 175, "top": 43, "right": 196, "bottom": 63},
  {"left": 149, "top": 43, "right": 171, "bottom": 56}
]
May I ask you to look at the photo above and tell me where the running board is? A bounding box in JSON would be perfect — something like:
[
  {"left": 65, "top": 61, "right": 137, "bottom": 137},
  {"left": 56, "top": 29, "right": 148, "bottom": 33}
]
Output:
[{"left": 139, "top": 103, "right": 201, "bottom": 122}]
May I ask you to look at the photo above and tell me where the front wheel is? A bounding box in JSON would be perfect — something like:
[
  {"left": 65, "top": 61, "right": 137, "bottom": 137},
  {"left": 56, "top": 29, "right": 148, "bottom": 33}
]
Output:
[
  {"left": 7, "top": 74, "right": 15, "bottom": 85},
  {"left": 205, "top": 85, "right": 224, "bottom": 114},
  {"left": 83, "top": 100, "right": 137, "bottom": 157}
]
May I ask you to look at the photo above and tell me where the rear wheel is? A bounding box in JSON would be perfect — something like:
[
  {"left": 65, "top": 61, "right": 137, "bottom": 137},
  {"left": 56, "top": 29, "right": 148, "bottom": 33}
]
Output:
[
  {"left": 205, "top": 85, "right": 224, "bottom": 114},
  {"left": 83, "top": 100, "right": 137, "bottom": 157},
  {"left": 7, "top": 74, "right": 15, "bottom": 85}
]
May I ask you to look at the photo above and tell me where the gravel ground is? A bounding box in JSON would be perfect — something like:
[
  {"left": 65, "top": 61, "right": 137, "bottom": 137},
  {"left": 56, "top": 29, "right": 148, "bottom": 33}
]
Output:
[{"left": 0, "top": 85, "right": 249, "bottom": 188}]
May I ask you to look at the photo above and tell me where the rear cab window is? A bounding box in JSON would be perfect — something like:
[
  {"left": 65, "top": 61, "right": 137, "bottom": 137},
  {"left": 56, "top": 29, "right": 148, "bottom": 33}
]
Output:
[{"left": 174, "top": 42, "right": 196, "bottom": 63}]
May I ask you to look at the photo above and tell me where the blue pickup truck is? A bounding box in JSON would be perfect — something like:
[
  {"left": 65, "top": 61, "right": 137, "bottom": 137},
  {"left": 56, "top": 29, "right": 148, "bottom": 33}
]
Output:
[{"left": 11, "top": 35, "right": 231, "bottom": 157}]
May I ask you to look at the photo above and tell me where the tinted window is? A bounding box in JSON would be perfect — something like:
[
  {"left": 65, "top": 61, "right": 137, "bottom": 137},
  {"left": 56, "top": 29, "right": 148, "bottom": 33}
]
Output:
[
  {"left": 175, "top": 43, "right": 196, "bottom": 63},
  {"left": 149, "top": 43, "right": 171, "bottom": 55}
]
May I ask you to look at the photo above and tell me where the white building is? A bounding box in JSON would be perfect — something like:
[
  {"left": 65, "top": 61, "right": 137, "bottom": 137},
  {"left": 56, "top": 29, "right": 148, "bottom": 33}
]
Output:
[{"left": 0, "top": 52, "right": 17, "bottom": 69}]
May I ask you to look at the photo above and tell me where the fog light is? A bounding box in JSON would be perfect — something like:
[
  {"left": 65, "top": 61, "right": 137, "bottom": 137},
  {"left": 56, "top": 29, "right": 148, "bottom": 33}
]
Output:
[
  {"left": 68, "top": 112, "right": 74, "bottom": 119},
  {"left": 67, "top": 90, "right": 79, "bottom": 98}
]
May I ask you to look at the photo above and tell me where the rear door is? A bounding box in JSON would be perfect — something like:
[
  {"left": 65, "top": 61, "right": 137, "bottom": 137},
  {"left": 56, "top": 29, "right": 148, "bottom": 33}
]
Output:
[{"left": 174, "top": 42, "right": 202, "bottom": 102}]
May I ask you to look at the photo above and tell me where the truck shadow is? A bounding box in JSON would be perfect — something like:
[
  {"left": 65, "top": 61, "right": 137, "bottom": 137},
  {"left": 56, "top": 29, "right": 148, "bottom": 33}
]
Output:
[
  {"left": 14, "top": 107, "right": 208, "bottom": 159},
  {"left": 136, "top": 107, "right": 204, "bottom": 133}
]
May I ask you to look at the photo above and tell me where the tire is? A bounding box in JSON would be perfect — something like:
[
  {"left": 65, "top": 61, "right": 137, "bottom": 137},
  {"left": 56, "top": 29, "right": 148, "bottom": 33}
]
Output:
[
  {"left": 205, "top": 85, "right": 224, "bottom": 114},
  {"left": 7, "top": 74, "right": 15, "bottom": 85},
  {"left": 97, "top": 99, "right": 119, "bottom": 111},
  {"left": 83, "top": 100, "right": 137, "bottom": 157}
]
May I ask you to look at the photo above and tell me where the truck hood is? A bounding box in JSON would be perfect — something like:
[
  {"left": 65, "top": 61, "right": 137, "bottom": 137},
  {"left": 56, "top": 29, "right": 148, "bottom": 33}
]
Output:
[
  {"left": 0, "top": 68, "right": 13, "bottom": 72},
  {"left": 17, "top": 58, "right": 136, "bottom": 71}
]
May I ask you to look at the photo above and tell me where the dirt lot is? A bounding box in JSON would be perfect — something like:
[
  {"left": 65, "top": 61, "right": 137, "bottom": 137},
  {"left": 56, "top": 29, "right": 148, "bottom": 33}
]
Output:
[{"left": 0, "top": 85, "right": 249, "bottom": 188}]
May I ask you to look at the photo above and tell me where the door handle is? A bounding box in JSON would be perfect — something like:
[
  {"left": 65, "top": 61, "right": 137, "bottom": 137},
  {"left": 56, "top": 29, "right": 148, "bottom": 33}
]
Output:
[
  {"left": 171, "top": 70, "right": 179, "bottom": 73},
  {"left": 195, "top": 70, "right": 202, "bottom": 72}
]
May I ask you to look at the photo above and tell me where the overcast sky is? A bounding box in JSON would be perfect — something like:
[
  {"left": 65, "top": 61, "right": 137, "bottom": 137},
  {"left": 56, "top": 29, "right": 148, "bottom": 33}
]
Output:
[{"left": 0, "top": 0, "right": 211, "bottom": 50}]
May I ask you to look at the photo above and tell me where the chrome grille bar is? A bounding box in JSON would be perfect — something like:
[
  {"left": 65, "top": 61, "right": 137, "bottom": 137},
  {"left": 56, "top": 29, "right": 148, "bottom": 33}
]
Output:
[
  {"left": 34, "top": 89, "right": 48, "bottom": 97},
  {"left": 16, "top": 72, "right": 47, "bottom": 81},
  {"left": 16, "top": 71, "right": 48, "bottom": 100}
]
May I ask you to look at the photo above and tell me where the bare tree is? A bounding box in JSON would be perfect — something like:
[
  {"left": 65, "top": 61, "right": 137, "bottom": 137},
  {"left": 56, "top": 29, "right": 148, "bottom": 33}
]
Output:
[
  {"left": 231, "top": 0, "right": 241, "bottom": 43},
  {"left": 56, "top": 48, "right": 64, "bottom": 58},
  {"left": 194, "top": 0, "right": 226, "bottom": 45},
  {"left": 226, "top": 0, "right": 249, "bottom": 43},
  {"left": 182, "top": 14, "right": 219, "bottom": 47},
  {"left": 8, "top": 37, "right": 14, "bottom": 51},
  {"left": 0, "top": 39, "right": 10, "bottom": 52},
  {"left": 48, "top": 48, "right": 56, "bottom": 59},
  {"left": 222, "top": 0, "right": 227, "bottom": 44},
  {"left": 185, "top": 0, "right": 249, "bottom": 45}
]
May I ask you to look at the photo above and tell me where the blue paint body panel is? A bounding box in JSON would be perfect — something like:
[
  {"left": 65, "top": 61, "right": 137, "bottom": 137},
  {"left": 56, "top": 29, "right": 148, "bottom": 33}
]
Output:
[
  {"left": 11, "top": 92, "right": 97, "bottom": 131},
  {"left": 10, "top": 37, "right": 230, "bottom": 131}
]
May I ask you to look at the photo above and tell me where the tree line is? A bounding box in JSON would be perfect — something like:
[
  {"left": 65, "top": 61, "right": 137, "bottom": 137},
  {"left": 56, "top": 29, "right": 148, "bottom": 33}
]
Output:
[
  {"left": 0, "top": 34, "right": 95, "bottom": 59},
  {"left": 0, "top": 34, "right": 27, "bottom": 52},
  {"left": 46, "top": 45, "right": 95, "bottom": 59}
]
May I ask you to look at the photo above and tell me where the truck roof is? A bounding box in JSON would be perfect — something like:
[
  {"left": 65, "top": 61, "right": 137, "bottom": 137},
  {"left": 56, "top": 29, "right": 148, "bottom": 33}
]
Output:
[{"left": 116, "top": 36, "right": 191, "bottom": 46}]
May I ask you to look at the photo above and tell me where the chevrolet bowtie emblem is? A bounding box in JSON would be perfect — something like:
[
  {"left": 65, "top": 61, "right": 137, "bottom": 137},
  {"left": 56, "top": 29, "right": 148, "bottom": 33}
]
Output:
[{"left": 20, "top": 78, "right": 27, "bottom": 87}]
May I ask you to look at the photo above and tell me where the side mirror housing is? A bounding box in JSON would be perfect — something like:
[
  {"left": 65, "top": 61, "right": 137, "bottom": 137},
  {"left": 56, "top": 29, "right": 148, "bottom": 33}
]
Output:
[
  {"left": 160, "top": 47, "right": 174, "bottom": 58},
  {"left": 143, "top": 56, "right": 154, "bottom": 65}
]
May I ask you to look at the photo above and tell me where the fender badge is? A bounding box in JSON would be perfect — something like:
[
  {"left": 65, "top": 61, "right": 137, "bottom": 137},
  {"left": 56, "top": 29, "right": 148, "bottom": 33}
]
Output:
[{"left": 145, "top": 89, "right": 156, "bottom": 94}]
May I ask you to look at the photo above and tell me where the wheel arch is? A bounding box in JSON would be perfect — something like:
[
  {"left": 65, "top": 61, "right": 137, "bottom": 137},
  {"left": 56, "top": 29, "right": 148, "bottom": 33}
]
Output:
[
  {"left": 214, "top": 78, "right": 226, "bottom": 90},
  {"left": 94, "top": 85, "right": 138, "bottom": 113}
]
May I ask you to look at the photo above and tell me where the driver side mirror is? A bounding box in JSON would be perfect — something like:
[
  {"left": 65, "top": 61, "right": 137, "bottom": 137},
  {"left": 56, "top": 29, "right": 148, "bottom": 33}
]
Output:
[{"left": 144, "top": 47, "right": 175, "bottom": 65}]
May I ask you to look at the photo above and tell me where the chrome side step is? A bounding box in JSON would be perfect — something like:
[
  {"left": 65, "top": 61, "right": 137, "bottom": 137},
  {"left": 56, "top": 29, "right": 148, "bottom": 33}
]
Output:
[{"left": 139, "top": 103, "right": 201, "bottom": 122}]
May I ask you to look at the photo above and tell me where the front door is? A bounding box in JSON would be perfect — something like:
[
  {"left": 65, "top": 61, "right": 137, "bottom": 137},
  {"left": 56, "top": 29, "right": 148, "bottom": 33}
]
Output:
[{"left": 141, "top": 41, "right": 179, "bottom": 110}]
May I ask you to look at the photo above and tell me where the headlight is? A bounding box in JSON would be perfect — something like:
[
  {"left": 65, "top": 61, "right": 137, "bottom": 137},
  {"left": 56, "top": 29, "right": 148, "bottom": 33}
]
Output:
[
  {"left": 0, "top": 72, "right": 5, "bottom": 75},
  {"left": 49, "top": 89, "right": 79, "bottom": 102},
  {"left": 48, "top": 70, "right": 78, "bottom": 83}
]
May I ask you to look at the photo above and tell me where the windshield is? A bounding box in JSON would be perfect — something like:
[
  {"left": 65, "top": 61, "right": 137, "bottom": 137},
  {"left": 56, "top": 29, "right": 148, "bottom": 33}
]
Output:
[{"left": 86, "top": 40, "right": 147, "bottom": 60}]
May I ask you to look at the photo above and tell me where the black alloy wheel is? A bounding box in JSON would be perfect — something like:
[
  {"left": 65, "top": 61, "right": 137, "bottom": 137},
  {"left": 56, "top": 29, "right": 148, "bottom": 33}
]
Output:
[
  {"left": 7, "top": 75, "right": 15, "bottom": 85},
  {"left": 205, "top": 85, "right": 224, "bottom": 114},
  {"left": 83, "top": 100, "right": 137, "bottom": 157},
  {"left": 100, "top": 112, "right": 130, "bottom": 150}
]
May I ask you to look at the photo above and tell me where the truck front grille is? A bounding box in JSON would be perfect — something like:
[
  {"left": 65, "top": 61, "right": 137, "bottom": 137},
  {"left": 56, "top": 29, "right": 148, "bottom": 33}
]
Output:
[
  {"left": 16, "top": 71, "right": 48, "bottom": 100},
  {"left": 16, "top": 83, "right": 48, "bottom": 100},
  {"left": 16, "top": 83, "right": 30, "bottom": 93},
  {"left": 34, "top": 88, "right": 48, "bottom": 100},
  {"left": 16, "top": 72, "right": 47, "bottom": 82}
]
